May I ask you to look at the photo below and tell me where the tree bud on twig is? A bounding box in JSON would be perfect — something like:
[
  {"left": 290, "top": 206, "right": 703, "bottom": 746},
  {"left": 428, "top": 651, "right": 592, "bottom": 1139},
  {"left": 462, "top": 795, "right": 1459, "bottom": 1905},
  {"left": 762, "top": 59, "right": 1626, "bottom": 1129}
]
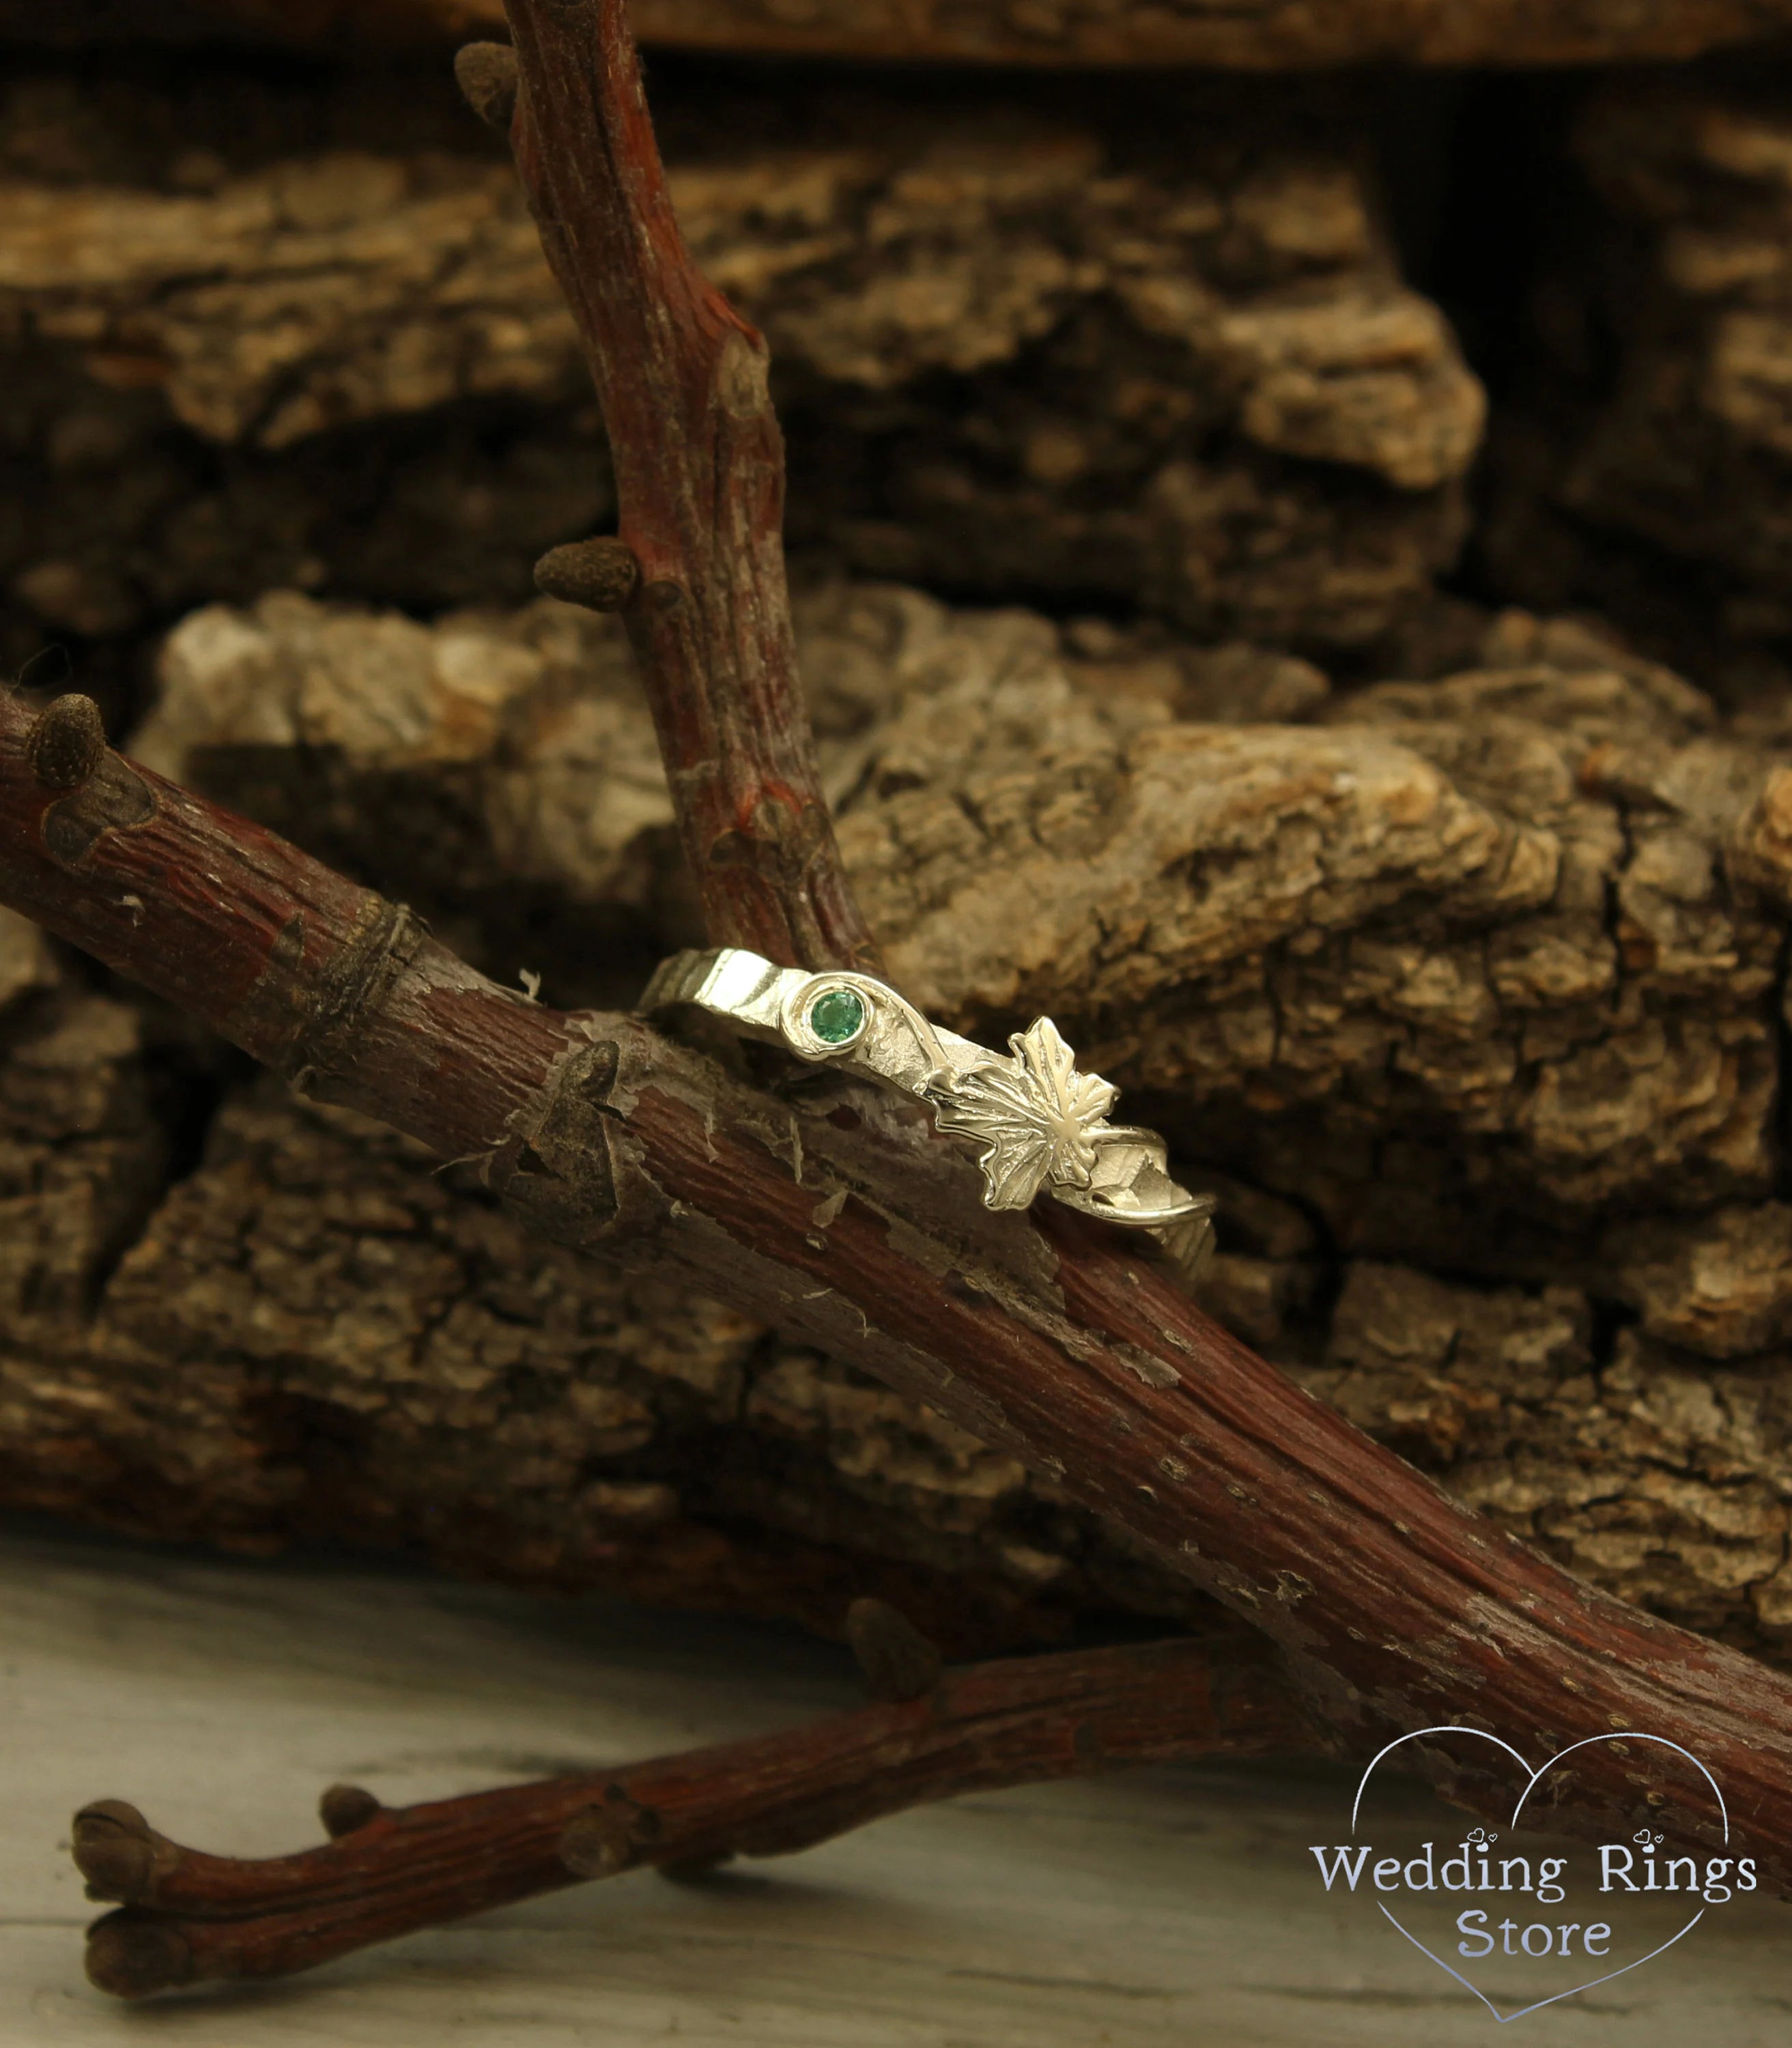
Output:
[
  {"left": 558, "top": 1807, "right": 636, "bottom": 1877},
  {"left": 846, "top": 1597, "right": 944, "bottom": 1703},
  {"left": 534, "top": 537, "right": 641, "bottom": 611},
  {"left": 84, "top": 1917, "right": 193, "bottom": 2000},
  {"left": 25, "top": 693, "right": 106, "bottom": 791},
  {"left": 318, "top": 1784, "right": 384, "bottom": 1838},
  {"left": 71, "top": 1800, "right": 156, "bottom": 1901},
  {"left": 454, "top": 42, "right": 519, "bottom": 130}
]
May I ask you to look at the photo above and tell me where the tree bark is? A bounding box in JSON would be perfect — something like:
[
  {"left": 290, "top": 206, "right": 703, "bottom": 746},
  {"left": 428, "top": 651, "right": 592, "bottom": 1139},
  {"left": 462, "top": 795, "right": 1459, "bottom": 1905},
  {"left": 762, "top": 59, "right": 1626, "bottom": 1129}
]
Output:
[
  {"left": 0, "top": 54, "right": 1477, "bottom": 657},
  {"left": 8, "top": 683, "right": 1792, "bottom": 1906},
  {"left": 12, "top": 0, "right": 1792, "bottom": 68},
  {"left": 1487, "top": 73, "right": 1792, "bottom": 733},
  {"left": 3, "top": 574, "right": 1784, "bottom": 1656}
]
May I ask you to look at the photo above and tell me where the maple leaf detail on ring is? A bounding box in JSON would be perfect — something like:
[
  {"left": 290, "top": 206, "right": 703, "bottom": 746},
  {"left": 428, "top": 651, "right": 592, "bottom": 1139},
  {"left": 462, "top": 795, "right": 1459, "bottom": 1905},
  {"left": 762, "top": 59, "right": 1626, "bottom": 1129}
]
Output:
[{"left": 933, "top": 1018, "right": 1120, "bottom": 1210}]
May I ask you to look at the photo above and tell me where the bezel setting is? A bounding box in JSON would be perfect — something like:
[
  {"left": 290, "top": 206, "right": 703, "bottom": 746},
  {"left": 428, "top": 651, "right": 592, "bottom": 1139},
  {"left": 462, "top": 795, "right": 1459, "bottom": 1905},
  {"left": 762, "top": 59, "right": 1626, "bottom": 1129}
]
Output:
[{"left": 780, "top": 973, "right": 877, "bottom": 1059}]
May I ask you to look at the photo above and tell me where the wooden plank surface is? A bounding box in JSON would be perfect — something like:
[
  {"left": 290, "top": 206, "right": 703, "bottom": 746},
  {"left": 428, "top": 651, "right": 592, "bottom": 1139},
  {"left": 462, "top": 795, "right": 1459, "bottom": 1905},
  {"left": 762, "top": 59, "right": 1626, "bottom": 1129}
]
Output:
[{"left": 1, "top": 1528, "right": 1787, "bottom": 2046}]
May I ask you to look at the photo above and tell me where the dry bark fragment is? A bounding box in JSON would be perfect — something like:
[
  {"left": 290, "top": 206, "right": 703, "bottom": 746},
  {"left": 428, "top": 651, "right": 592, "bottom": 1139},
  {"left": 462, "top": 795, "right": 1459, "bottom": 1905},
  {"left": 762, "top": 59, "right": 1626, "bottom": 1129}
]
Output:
[
  {"left": 7, "top": 580, "right": 1792, "bottom": 1655},
  {"left": 10, "top": 0, "right": 1792, "bottom": 68},
  {"left": 1488, "top": 74, "right": 1792, "bottom": 703},
  {"left": 0, "top": 61, "right": 1481, "bottom": 651},
  {"left": 0, "top": 969, "right": 167, "bottom": 1325},
  {"left": 1566, "top": 77, "right": 1792, "bottom": 604},
  {"left": 130, "top": 580, "right": 1791, "bottom": 1233},
  {"left": 1307, "top": 1264, "right": 1792, "bottom": 1645}
]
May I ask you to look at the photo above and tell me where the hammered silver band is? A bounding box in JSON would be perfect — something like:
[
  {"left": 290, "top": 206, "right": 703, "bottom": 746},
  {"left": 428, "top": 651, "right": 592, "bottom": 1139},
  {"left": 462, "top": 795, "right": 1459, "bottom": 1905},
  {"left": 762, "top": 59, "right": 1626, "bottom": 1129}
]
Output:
[{"left": 642, "top": 948, "right": 1215, "bottom": 1283}]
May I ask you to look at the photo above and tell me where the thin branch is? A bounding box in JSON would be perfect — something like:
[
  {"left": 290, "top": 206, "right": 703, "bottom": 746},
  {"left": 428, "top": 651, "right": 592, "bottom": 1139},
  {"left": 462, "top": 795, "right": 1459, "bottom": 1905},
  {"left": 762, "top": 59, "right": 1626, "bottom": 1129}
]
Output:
[
  {"left": 72, "top": 1629, "right": 1315, "bottom": 1996},
  {"left": 500, "top": 0, "right": 879, "bottom": 976}
]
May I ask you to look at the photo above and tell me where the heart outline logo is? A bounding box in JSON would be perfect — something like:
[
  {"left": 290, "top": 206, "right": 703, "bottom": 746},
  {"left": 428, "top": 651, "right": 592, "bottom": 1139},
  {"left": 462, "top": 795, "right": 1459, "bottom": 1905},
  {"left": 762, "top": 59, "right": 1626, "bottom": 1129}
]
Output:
[{"left": 1349, "top": 1726, "right": 1729, "bottom": 2024}]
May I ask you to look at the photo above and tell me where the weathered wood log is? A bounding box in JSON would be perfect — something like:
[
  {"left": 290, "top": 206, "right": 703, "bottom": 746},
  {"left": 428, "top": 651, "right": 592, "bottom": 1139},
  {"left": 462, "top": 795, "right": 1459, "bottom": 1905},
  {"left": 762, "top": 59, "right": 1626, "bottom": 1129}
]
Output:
[
  {"left": 0, "top": 53, "right": 1478, "bottom": 653},
  {"left": 9, "top": 580, "right": 1792, "bottom": 1655},
  {"left": 1488, "top": 73, "right": 1792, "bottom": 726},
  {"left": 9, "top": 0, "right": 1792, "bottom": 68},
  {"left": 130, "top": 587, "right": 1778, "bottom": 1242}
]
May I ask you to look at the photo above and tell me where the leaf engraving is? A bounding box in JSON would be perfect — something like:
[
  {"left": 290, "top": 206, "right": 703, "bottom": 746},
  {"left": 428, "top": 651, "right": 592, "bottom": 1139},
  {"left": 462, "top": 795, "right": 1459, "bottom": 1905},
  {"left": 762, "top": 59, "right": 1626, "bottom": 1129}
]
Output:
[{"left": 934, "top": 1019, "right": 1120, "bottom": 1210}]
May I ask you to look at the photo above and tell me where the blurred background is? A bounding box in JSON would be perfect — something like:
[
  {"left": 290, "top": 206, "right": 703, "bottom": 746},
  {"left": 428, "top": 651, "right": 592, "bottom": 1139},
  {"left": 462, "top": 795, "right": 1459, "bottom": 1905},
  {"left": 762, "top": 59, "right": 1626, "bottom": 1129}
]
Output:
[{"left": 7, "top": 1, "right": 1792, "bottom": 1681}]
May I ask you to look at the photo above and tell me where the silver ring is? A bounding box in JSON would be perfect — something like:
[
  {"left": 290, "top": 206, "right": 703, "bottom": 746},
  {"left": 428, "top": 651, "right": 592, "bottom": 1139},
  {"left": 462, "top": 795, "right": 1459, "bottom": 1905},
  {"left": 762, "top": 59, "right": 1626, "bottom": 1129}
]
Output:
[{"left": 642, "top": 948, "right": 1216, "bottom": 1283}]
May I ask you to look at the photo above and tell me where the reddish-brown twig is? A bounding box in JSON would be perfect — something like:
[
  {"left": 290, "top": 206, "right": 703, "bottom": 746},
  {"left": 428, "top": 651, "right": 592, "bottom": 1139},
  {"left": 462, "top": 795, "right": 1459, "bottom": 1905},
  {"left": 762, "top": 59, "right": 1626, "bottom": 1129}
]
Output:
[
  {"left": 73, "top": 1628, "right": 1315, "bottom": 1996},
  {"left": 502, "top": 0, "right": 879, "bottom": 976}
]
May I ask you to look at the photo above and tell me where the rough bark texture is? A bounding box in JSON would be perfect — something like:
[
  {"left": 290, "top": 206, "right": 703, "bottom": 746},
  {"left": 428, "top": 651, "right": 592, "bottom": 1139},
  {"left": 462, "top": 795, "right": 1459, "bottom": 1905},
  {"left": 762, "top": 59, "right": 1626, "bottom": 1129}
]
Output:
[
  {"left": 7, "top": 0, "right": 1792, "bottom": 68},
  {"left": 5, "top": 580, "right": 1792, "bottom": 1660},
  {"left": 0, "top": 56, "right": 1480, "bottom": 662},
  {"left": 10, "top": 677, "right": 1792, "bottom": 1917},
  {"left": 11, "top": 22, "right": 1792, "bottom": 1678},
  {"left": 0, "top": 916, "right": 167, "bottom": 1322},
  {"left": 1485, "top": 70, "right": 1792, "bottom": 719}
]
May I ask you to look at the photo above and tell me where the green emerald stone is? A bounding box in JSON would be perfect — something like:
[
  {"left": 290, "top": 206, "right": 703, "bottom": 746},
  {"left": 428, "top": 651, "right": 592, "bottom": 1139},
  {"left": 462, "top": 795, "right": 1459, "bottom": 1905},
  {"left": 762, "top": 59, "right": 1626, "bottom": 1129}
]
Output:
[{"left": 809, "top": 987, "right": 866, "bottom": 1044}]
